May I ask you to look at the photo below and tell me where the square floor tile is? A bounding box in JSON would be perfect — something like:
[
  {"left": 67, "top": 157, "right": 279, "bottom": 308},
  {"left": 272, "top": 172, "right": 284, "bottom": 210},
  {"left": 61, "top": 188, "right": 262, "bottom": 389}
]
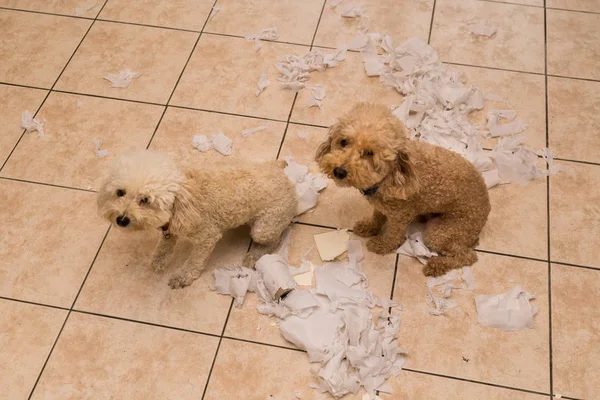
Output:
[
  {"left": 55, "top": 21, "right": 198, "bottom": 104},
  {"left": 0, "top": 300, "right": 67, "bottom": 400},
  {"left": 75, "top": 227, "right": 250, "bottom": 334},
  {"left": 0, "top": 180, "right": 108, "bottom": 307},
  {"left": 393, "top": 253, "right": 549, "bottom": 392},
  {"left": 290, "top": 50, "right": 402, "bottom": 126},
  {"left": 0, "top": 0, "right": 104, "bottom": 17},
  {"left": 224, "top": 223, "right": 397, "bottom": 347},
  {"left": 205, "top": 0, "right": 324, "bottom": 45},
  {"left": 547, "top": 0, "right": 600, "bottom": 12},
  {"left": 0, "top": 84, "right": 47, "bottom": 166},
  {"left": 205, "top": 338, "right": 363, "bottom": 399},
  {"left": 31, "top": 312, "right": 219, "bottom": 399},
  {"left": 170, "top": 34, "right": 297, "bottom": 120},
  {"left": 279, "top": 123, "right": 373, "bottom": 229},
  {"left": 452, "top": 64, "right": 546, "bottom": 150},
  {"left": 548, "top": 9, "right": 600, "bottom": 81},
  {"left": 99, "top": 0, "right": 214, "bottom": 31},
  {"left": 1, "top": 92, "right": 163, "bottom": 190},
  {"left": 551, "top": 264, "right": 600, "bottom": 400},
  {"left": 381, "top": 370, "right": 549, "bottom": 399},
  {"left": 313, "top": 0, "right": 434, "bottom": 49},
  {"left": 550, "top": 161, "right": 600, "bottom": 268},
  {"left": 149, "top": 107, "right": 286, "bottom": 166},
  {"left": 431, "top": 0, "right": 545, "bottom": 73},
  {"left": 479, "top": 175, "right": 548, "bottom": 260},
  {"left": 548, "top": 77, "right": 600, "bottom": 164},
  {"left": 0, "top": 9, "right": 91, "bottom": 88}
]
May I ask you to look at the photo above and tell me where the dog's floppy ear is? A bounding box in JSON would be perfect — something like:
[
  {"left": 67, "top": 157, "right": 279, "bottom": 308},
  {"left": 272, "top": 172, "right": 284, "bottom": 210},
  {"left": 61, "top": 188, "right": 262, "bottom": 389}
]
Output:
[
  {"left": 390, "top": 142, "right": 420, "bottom": 199},
  {"left": 315, "top": 123, "right": 340, "bottom": 163}
]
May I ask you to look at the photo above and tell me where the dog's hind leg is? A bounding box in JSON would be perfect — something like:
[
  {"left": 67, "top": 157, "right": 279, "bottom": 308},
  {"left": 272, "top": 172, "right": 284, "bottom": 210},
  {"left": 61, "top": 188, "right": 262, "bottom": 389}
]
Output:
[
  {"left": 244, "top": 208, "right": 293, "bottom": 268},
  {"left": 422, "top": 214, "right": 481, "bottom": 277}
]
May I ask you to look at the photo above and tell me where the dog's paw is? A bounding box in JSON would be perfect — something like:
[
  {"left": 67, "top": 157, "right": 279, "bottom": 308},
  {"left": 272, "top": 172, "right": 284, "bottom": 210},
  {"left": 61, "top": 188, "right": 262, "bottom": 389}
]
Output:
[
  {"left": 366, "top": 237, "right": 396, "bottom": 255},
  {"left": 422, "top": 258, "right": 452, "bottom": 277},
  {"left": 168, "top": 273, "right": 194, "bottom": 289},
  {"left": 353, "top": 219, "right": 379, "bottom": 237}
]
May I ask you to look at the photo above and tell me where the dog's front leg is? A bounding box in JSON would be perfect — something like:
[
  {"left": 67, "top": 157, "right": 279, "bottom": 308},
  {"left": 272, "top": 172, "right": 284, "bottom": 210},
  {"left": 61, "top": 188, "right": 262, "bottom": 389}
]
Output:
[
  {"left": 367, "top": 213, "right": 413, "bottom": 255},
  {"left": 354, "top": 210, "right": 387, "bottom": 237},
  {"left": 150, "top": 234, "right": 178, "bottom": 273},
  {"left": 168, "top": 231, "right": 221, "bottom": 289}
]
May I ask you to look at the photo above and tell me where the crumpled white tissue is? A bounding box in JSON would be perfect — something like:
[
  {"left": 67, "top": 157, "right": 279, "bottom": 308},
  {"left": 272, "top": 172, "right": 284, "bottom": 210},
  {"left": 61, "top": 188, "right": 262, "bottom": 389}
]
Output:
[
  {"left": 246, "top": 27, "right": 279, "bottom": 51},
  {"left": 475, "top": 285, "right": 538, "bottom": 331},
  {"left": 283, "top": 156, "right": 328, "bottom": 216},
  {"left": 21, "top": 110, "right": 45, "bottom": 137},
  {"left": 91, "top": 139, "right": 108, "bottom": 158},
  {"left": 341, "top": 6, "right": 363, "bottom": 18},
  {"left": 396, "top": 223, "right": 438, "bottom": 264},
  {"left": 191, "top": 132, "right": 232, "bottom": 156},
  {"left": 466, "top": 22, "right": 498, "bottom": 37},
  {"left": 212, "top": 266, "right": 257, "bottom": 307},
  {"left": 275, "top": 47, "right": 346, "bottom": 92},
  {"left": 256, "top": 71, "right": 270, "bottom": 96},
  {"left": 103, "top": 69, "right": 141, "bottom": 88}
]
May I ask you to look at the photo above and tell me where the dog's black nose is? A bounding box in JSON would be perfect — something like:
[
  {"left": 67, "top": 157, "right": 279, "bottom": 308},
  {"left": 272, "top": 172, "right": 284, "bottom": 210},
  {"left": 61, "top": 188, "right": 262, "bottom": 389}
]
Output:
[
  {"left": 333, "top": 167, "right": 347, "bottom": 179},
  {"left": 116, "top": 215, "right": 130, "bottom": 227}
]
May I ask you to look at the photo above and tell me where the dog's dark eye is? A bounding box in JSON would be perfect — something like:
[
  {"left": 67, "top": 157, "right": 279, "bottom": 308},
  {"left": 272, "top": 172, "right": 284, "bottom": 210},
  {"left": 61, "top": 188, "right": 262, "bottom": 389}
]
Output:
[
  {"left": 139, "top": 197, "right": 149, "bottom": 205},
  {"left": 363, "top": 150, "right": 374, "bottom": 157},
  {"left": 116, "top": 189, "right": 125, "bottom": 197},
  {"left": 340, "top": 139, "right": 348, "bottom": 147}
]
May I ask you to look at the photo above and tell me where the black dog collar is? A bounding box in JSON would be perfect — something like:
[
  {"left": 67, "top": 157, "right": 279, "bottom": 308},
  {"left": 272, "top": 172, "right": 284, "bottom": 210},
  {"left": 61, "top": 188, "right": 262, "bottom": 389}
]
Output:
[{"left": 360, "top": 185, "right": 379, "bottom": 196}]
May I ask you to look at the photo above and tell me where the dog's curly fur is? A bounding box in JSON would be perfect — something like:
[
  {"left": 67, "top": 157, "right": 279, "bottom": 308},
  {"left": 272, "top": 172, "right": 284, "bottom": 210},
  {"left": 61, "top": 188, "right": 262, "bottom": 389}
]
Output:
[
  {"left": 97, "top": 150, "right": 297, "bottom": 289},
  {"left": 316, "top": 103, "right": 491, "bottom": 277}
]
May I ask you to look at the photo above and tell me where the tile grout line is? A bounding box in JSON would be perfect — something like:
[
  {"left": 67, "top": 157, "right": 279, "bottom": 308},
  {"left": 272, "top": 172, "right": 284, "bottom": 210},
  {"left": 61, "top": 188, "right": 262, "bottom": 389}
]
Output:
[
  {"left": 27, "top": 222, "right": 111, "bottom": 399},
  {"left": 427, "top": 0, "right": 437, "bottom": 45},
  {"left": 0, "top": 176, "right": 97, "bottom": 193},
  {"left": 402, "top": 368, "right": 551, "bottom": 397},
  {"left": 0, "top": 296, "right": 69, "bottom": 312},
  {"left": 543, "top": 0, "right": 555, "bottom": 396},
  {"left": 0, "top": 0, "right": 109, "bottom": 173},
  {"left": 143, "top": 0, "right": 218, "bottom": 150}
]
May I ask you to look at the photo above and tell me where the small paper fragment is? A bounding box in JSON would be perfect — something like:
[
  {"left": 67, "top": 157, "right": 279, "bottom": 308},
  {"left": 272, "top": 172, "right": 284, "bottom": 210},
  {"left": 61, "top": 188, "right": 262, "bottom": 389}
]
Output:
[
  {"left": 283, "top": 156, "right": 328, "bottom": 216},
  {"left": 208, "top": 6, "right": 221, "bottom": 21},
  {"left": 297, "top": 131, "right": 308, "bottom": 140},
  {"left": 191, "top": 134, "right": 214, "bottom": 152},
  {"left": 75, "top": 1, "right": 97, "bottom": 16},
  {"left": 466, "top": 22, "right": 498, "bottom": 37},
  {"left": 246, "top": 27, "right": 279, "bottom": 51},
  {"left": 256, "top": 71, "right": 270, "bottom": 96},
  {"left": 103, "top": 69, "right": 141, "bottom": 88},
  {"left": 313, "top": 229, "right": 350, "bottom": 261},
  {"left": 475, "top": 285, "right": 538, "bottom": 331},
  {"left": 341, "top": 6, "right": 363, "bottom": 18},
  {"left": 486, "top": 110, "right": 528, "bottom": 137},
  {"left": 191, "top": 132, "right": 233, "bottom": 156},
  {"left": 241, "top": 124, "right": 269, "bottom": 137},
  {"left": 91, "top": 139, "right": 109, "bottom": 158},
  {"left": 21, "top": 110, "right": 46, "bottom": 137}
]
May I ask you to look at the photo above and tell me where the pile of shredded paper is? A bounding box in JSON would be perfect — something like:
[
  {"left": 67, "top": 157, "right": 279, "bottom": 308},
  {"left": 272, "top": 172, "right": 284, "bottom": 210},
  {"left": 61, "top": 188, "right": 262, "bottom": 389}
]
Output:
[{"left": 212, "top": 237, "right": 404, "bottom": 399}]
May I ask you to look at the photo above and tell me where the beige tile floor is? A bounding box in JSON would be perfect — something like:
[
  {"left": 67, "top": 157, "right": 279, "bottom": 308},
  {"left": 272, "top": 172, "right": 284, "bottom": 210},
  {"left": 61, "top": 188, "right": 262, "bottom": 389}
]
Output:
[{"left": 0, "top": 0, "right": 598, "bottom": 399}]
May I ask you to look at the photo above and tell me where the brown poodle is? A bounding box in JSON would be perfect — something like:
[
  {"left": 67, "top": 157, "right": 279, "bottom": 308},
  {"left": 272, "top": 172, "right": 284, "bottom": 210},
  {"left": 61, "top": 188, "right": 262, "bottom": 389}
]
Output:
[{"left": 315, "top": 103, "right": 491, "bottom": 277}]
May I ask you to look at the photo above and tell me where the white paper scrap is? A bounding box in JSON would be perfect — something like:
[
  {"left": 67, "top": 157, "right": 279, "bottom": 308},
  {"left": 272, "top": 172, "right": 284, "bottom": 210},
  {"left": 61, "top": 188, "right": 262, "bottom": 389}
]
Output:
[
  {"left": 91, "top": 139, "right": 108, "bottom": 158},
  {"left": 20, "top": 110, "right": 46, "bottom": 137},
  {"left": 396, "top": 223, "right": 438, "bottom": 264},
  {"left": 191, "top": 134, "right": 214, "bottom": 152},
  {"left": 241, "top": 124, "right": 269, "bottom": 137},
  {"left": 191, "top": 132, "right": 233, "bottom": 156},
  {"left": 297, "top": 131, "right": 308, "bottom": 140},
  {"left": 341, "top": 6, "right": 363, "bottom": 18},
  {"left": 486, "top": 110, "right": 528, "bottom": 137},
  {"left": 212, "top": 266, "right": 257, "bottom": 307},
  {"left": 103, "top": 69, "right": 141, "bottom": 88},
  {"left": 466, "top": 22, "right": 498, "bottom": 37},
  {"left": 283, "top": 156, "right": 328, "bottom": 216},
  {"left": 256, "top": 71, "right": 270, "bottom": 96},
  {"left": 75, "top": 1, "right": 97, "bottom": 16},
  {"left": 475, "top": 285, "right": 538, "bottom": 331},
  {"left": 246, "top": 27, "right": 279, "bottom": 51},
  {"left": 208, "top": 6, "right": 221, "bottom": 21},
  {"left": 314, "top": 229, "right": 350, "bottom": 261}
]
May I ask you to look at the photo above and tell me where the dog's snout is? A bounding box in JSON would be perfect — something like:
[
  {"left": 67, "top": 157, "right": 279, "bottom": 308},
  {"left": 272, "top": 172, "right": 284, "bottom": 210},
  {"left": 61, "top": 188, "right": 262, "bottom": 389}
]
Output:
[
  {"left": 116, "top": 215, "right": 130, "bottom": 227},
  {"left": 333, "top": 167, "right": 347, "bottom": 180}
]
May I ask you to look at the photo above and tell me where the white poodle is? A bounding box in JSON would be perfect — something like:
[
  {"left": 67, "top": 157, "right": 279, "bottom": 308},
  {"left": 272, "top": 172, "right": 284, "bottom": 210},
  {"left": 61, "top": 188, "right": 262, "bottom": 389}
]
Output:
[{"left": 97, "top": 150, "right": 297, "bottom": 289}]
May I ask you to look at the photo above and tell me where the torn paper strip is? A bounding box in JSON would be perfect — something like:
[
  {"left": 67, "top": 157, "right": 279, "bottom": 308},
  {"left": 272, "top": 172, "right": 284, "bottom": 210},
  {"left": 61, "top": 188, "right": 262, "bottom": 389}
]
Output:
[
  {"left": 208, "top": 6, "right": 221, "bottom": 21},
  {"left": 246, "top": 27, "right": 279, "bottom": 51},
  {"left": 308, "top": 98, "right": 322, "bottom": 109},
  {"left": 20, "top": 110, "right": 46, "bottom": 137},
  {"left": 91, "top": 139, "right": 109, "bottom": 158},
  {"left": 341, "top": 6, "right": 363, "bottom": 18},
  {"left": 486, "top": 110, "right": 528, "bottom": 137},
  {"left": 212, "top": 266, "right": 257, "bottom": 307},
  {"left": 466, "top": 22, "right": 498, "bottom": 37},
  {"left": 426, "top": 267, "right": 476, "bottom": 316},
  {"left": 475, "top": 285, "right": 538, "bottom": 331},
  {"left": 256, "top": 71, "right": 270, "bottom": 96},
  {"left": 103, "top": 69, "right": 141, "bottom": 88},
  {"left": 314, "top": 229, "right": 350, "bottom": 261},
  {"left": 191, "top": 132, "right": 233, "bottom": 156},
  {"left": 283, "top": 156, "right": 328, "bottom": 216},
  {"left": 396, "top": 223, "right": 438, "bottom": 264},
  {"left": 241, "top": 124, "right": 269, "bottom": 137}
]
